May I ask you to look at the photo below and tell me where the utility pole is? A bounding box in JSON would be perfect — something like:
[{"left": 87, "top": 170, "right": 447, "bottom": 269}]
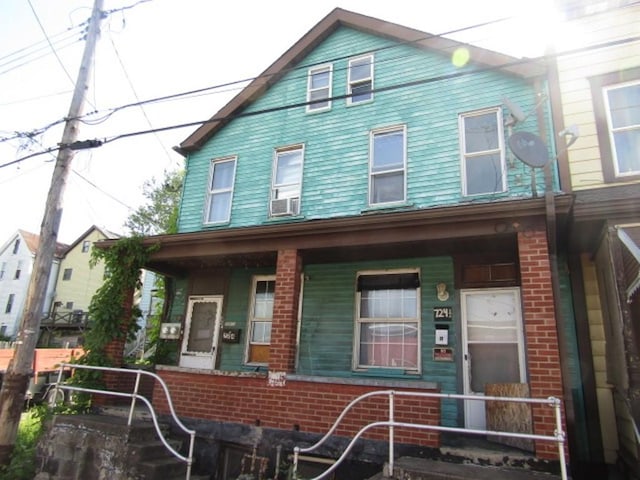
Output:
[{"left": 0, "top": 0, "right": 105, "bottom": 465}]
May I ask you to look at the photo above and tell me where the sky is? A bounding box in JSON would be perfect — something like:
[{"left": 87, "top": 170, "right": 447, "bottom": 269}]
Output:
[{"left": 0, "top": 0, "right": 573, "bottom": 246}]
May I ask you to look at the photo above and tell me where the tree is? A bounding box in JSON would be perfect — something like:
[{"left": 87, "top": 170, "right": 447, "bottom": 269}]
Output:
[{"left": 124, "top": 169, "right": 184, "bottom": 236}]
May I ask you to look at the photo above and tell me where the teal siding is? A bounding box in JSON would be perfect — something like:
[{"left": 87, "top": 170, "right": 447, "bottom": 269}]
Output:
[
  {"left": 218, "top": 267, "right": 275, "bottom": 371},
  {"left": 178, "top": 27, "right": 557, "bottom": 233},
  {"left": 298, "top": 256, "right": 458, "bottom": 426}
]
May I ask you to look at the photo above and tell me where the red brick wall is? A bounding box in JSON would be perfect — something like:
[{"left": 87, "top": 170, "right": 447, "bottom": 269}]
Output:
[
  {"left": 518, "top": 229, "right": 567, "bottom": 459},
  {"left": 152, "top": 369, "right": 440, "bottom": 447},
  {"left": 269, "top": 249, "right": 302, "bottom": 373}
]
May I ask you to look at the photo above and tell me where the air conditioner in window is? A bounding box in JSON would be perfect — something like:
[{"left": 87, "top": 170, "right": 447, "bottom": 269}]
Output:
[{"left": 270, "top": 197, "right": 299, "bottom": 216}]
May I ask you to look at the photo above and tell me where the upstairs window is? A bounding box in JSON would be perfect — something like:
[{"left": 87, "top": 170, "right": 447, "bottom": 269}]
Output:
[
  {"left": 12, "top": 239, "right": 19, "bottom": 254},
  {"left": 460, "top": 108, "right": 506, "bottom": 196},
  {"left": 246, "top": 276, "right": 275, "bottom": 365},
  {"left": 82, "top": 240, "right": 91, "bottom": 253},
  {"left": 205, "top": 156, "right": 237, "bottom": 224},
  {"left": 270, "top": 146, "right": 303, "bottom": 217},
  {"left": 370, "top": 126, "right": 406, "bottom": 205},
  {"left": 14, "top": 261, "right": 22, "bottom": 280},
  {"left": 307, "top": 64, "right": 332, "bottom": 112},
  {"left": 348, "top": 54, "right": 374, "bottom": 105},
  {"left": 63, "top": 268, "right": 72, "bottom": 281},
  {"left": 603, "top": 81, "right": 640, "bottom": 177},
  {"left": 5, "top": 294, "right": 14, "bottom": 314},
  {"left": 355, "top": 270, "right": 421, "bottom": 372},
  {"left": 0, "top": 262, "right": 5, "bottom": 280}
]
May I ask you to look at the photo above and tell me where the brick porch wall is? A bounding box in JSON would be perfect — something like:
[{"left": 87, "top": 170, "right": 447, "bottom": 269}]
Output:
[
  {"left": 152, "top": 369, "right": 440, "bottom": 447},
  {"left": 518, "top": 229, "right": 567, "bottom": 459}
]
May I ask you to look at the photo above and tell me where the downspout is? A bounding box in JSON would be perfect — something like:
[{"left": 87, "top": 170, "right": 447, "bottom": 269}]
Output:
[{"left": 535, "top": 78, "right": 577, "bottom": 462}]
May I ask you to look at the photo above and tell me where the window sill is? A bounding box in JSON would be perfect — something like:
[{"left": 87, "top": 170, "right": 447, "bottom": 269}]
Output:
[
  {"left": 360, "top": 203, "right": 414, "bottom": 215},
  {"left": 265, "top": 214, "right": 305, "bottom": 223}
]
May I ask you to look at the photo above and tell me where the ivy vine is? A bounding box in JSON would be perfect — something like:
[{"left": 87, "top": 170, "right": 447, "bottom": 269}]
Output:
[{"left": 69, "top": 236, "right": 158, "bottom": 401}]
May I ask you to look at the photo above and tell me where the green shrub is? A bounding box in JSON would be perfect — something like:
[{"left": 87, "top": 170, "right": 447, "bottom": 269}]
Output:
[{"left": 0, "top": 406, "right": 49, "bottom": 480}]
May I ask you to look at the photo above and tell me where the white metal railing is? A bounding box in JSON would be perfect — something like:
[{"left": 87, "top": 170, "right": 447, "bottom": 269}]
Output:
[
  {"left": 293, "top": 390, "right": 567, "bottom": 480},
  {"left": 52, "top": 363, "right": 196, "bottom": 480}
]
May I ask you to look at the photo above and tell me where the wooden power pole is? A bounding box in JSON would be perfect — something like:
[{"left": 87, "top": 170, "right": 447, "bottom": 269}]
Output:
[{"left": 0, "top": 0, "right": 105, "bottom": 465}]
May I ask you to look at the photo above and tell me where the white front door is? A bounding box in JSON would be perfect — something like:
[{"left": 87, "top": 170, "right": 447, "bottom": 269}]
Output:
[
  {"left": 179, "top": 295, "right": 223, "bottom": 369},
  {"left": 460, "top": 288, "right": 526, "bottom": 430}
]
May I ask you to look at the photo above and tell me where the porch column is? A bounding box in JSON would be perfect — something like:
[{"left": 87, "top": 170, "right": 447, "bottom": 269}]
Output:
[
  {"left": 269, "top": 249, "right": 302, "bottom": 376},
  {"left": 518, "top": 229, "right": 566, "bottom": 459}
]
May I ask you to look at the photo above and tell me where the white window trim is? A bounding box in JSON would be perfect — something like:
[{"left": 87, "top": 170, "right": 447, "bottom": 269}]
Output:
[
  {"left": 603, "top": 80, "right": 640, "bottom": 177},
  {"left": 270, "top": 144, "right": 304, "bottom": 215},
  {"left": 369, "top": 125, "right": 407, "bottom": 207},
  {"left": 459, "top": 107, "right": 506, "bottom": 196},
  {"left": 204, "top": 156, "right": 237, "bottom": 225},
  {"left": 353, "top": 268, "right": 421, "bottom": 373},
  {"left": 347, "top": 54, "right": 374, "bottom": 105},
  {"left": 306, "top": 64, "right": 333, "bottom": 113},
  {"left": 245, "top": 274, "right": 276, "bottom": 365}
]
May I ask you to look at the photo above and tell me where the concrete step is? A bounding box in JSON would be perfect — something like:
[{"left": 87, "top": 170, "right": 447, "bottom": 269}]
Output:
[
  {"left": 128, "top": 439, "right": 184, "bottom": 463},
  {"left": 137, "top": 456, "right": 188, "bottom": 479},
  {"left": 373, "top": 457, "right": 563, "bottom": 480}
]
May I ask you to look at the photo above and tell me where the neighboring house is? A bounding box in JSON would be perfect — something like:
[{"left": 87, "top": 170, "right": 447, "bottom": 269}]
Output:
[
  {"left": 40, "top": 225, "right": 119, "bottom": 348},
  {"left": 0, "top": 230, "right": 65, "bottom": 338},
  {"left": 549, "top": 1, "right": 640, "bottom": 476},
  {"left": 102, "top": 8, "right": 592, "bottom": 478}
]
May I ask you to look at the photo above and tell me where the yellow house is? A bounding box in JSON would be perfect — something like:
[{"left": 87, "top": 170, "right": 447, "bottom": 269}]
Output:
[
  {"left": 550, "top": 1, "right": 640, "bottom": 475},
  {"left": 41, "top": 226, "right": 119, "bottom": 347}
]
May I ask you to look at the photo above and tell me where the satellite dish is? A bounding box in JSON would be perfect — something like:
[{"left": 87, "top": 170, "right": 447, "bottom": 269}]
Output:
[
  {"left": 502, "top": 96, "right": 527, "bottom": 123},
  {"left": 508, "top": 131, "right": 549, "bottom": 168}
]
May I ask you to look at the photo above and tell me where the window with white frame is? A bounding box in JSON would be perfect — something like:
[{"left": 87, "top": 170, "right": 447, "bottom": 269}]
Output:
[
  {"left": 205, "top": 156, "right": 237, "bottom": 224},
  {"left": 5, "top": 294, "right": 15, "bottom": 314},
  {"left": 270, "top": 146, "right": 303, "bottom": 216},
  {"left": 63, "top": 268, "right": 72, "bottom": 281},
  {"left": 603, "top": 81, "right": 640, "bottom": 177},
  {"left": 12, "top": 239, "right": 19, "bottom": 254},
  {"left": 370, "top": 126, "right": 406, "bottom": 205},
  {"left": 82, "top": 240, "right": 91, "bottom": 253},
  {"left": 355, "top": 270, "right": 420, "bottom": 371},
  {"left": 0, "top": 262, "right": 5, "bottom": 280},
  {"left": 460, "top": 108, "right": 506, "bottom": 196},
  {"left": 348, "top": 55, "right": 373, "bottom": 104},
  {"left": 246, "top": 275, "right": 275, "bottom": 364},
  {"left": 307, "top": 64, "right": 332, "bottom": 112}
]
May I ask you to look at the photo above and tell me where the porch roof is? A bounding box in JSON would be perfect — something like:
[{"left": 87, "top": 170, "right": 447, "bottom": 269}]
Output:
[
  {"left": 617, "top": 225, "right": 640, "bottom": 302},
  {"left": 97, "top": 196, "right": 572, "bottom": 276}
]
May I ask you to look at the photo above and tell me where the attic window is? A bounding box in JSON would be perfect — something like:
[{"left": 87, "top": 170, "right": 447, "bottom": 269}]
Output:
[
  {"left": 307, "top": 64, "right": 332, "bottom": 112},
  {"left": 82, "top": 240, "right": 90, "bottom": 253},
  {"left": 12, "top": 239, "right": 20, "bottom": 254},
  {"left": 348, "top": 54, "right": 373, "bottom": 105}
]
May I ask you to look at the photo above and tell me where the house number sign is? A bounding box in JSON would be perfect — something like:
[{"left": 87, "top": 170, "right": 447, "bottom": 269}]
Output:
[{"left": 433, "top": 306, "right": 452, "bottom": 320}]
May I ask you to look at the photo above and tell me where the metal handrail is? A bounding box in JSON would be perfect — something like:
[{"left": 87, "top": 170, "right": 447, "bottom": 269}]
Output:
[
  {"left": 293, "top": 390, "right": 567, "bottom": 480},
  {"left": 52, "top": 363, "right": 196, "bottom": 480}
]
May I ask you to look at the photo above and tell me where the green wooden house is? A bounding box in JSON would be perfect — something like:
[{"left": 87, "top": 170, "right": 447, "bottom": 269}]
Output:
[{"left": 121, "top": 8, "right": 590, "bottom": 479}]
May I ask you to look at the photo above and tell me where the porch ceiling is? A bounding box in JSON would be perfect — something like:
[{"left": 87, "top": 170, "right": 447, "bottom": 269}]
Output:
[{"left": 97, "top": 196, "right": 572, "bottom": 276}]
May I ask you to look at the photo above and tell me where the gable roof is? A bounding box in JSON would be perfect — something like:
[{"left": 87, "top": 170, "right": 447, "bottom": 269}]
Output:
[
  {"left": 7, "top": 229, "right": 69, "bottom": 258},
  {"left": 61, "top": 225, "right": 120, "bottom": 255},
  {"left": 178, "top": 7, "right": 546, "bottom": 153}
]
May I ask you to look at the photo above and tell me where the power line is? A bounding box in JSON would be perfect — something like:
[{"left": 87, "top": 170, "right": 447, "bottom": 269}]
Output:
[{"left": 26, "top": 0, "right": 77, "bottom": 85}]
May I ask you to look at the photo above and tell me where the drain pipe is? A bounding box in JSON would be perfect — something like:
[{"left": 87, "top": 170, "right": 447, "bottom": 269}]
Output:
[{"left": 536, "top": 80, "right": 576, "bottom": 467}]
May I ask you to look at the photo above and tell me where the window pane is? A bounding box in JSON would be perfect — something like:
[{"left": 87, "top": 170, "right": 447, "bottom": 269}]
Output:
[
  {"left": 251, "top": 321, "right": 272, "bottom": 343},
  {"left": 465, "top": 113, "right": 499, "bottom": 153},
  {"left": 275, "top": 150, "right": 302, "bottom": 186},
  {"left": 211, "top": 160, "right": 235, "bottom": 190},
  {"left": 359, "top": 322, "right": 418, "bottom": 368},
  {"left": 372, "top": 171, "right": 404, "bottom": 203},
  {"left": 186, "top": 302, "right": 217, "bottom": 353},
  {"left": 310, "top": 69, "right": 330, "bottom": 89},
  {"left": 373, "top": 131, "right": 404, "bottom": 171},
  {"left": 350, "top": 58, "right": 371, "bottom": 81},
  {"left": 613, "top": 129, "right": 640, "bottom": 174},
  {"left": 465, "top": 153, "right": 503, "bottom": 195},
  {"left": 207, "top": 192, "right": 231, "bottom": 223},
  {"left": 254, "top": 280, "right": 275, "bottom": 318},
  {"left": 351, "top": 82, "right": 372, "bottom": 103},
  {"left": 468, "top": 343, "right": 520, "bottom": 392},
  {"left": 608, "top": 83, "right": 640, "bottom": 128}
]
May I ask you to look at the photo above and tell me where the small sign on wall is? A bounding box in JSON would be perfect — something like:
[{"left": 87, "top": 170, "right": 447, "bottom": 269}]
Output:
[
  {"left": 222, "top": 328, "right": 241, "bottom": 343},
  {"left": 433, "top": 347, "right": 454, "bottom": 362}
]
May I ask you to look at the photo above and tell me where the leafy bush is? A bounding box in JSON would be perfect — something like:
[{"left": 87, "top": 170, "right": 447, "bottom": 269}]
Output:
[{"left": 0, "top": 406, "right": 49, "bottom": 480}]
